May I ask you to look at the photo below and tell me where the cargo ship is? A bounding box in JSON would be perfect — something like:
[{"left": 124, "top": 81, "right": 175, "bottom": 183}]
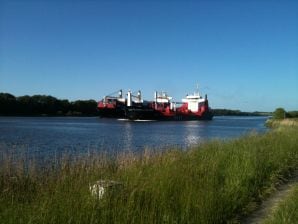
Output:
[{"left": 97, "top": 88, "right": 213, "bottom": 121}]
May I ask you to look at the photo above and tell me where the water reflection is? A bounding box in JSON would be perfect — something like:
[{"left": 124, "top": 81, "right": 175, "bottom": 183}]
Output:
[
  {"left": 183, "top": 122, "right": 201, "bottom": 147},
  {"left": 0, "top": 116, "right": 268, "bottom": 160},
  {"left": 123, "top": 121, "right": 133, "bottom": 152}
]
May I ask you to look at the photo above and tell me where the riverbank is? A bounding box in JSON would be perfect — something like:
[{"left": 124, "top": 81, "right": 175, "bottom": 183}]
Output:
[
  {"left": 0, "top": 125, "right": 297, "bottom": 223},
  {"left": 263, "top": 183, "right": 298, "bottom": 224},
  {"left": 265, "top": 118, "right": 298, "bottom": 128},
  {"left": 242, "top": 169, "right": 298, "bottom": 224}
]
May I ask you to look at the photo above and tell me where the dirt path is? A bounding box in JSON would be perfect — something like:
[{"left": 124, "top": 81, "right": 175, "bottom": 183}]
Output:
[{"left": 242, "top": 171, "right": 298, "bottom": 224}]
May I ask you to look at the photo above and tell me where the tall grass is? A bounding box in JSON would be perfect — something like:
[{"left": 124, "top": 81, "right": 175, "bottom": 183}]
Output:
[
  {"left": 263, "top": 184, "right": 298, "bottom": 224},
  {"left": 265, "top": 118, "right": 298, "bottom": 128},
  {"left": 0, "top": 127, "right": 298, "bottom": 223}
]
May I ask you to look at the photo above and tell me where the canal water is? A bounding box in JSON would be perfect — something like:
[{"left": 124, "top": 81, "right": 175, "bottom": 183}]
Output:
[{"left": 0, "top": 116, "right": 267, "bottom": 160}]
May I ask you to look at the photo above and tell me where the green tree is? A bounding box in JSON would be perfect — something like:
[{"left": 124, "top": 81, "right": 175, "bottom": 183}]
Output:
[
  {"left": 1, "top": 92, "right": 97, "bottom": 116},
  {"left": 0, "top": 93, "right": 17, "bottom": 115},
  {"left": 57, "top": 99, "right": 70, "bottom": 114},
  {"left": 71, "top": 100, "right": 97, "bottom": 115},
  {"left": 273, "top": 107, "right": 286, "bottom": 120},
  {"left": 17, "top": 95, "right": 33, "bottom": 115},
  {"left": 287, "top": 111, "right": 298, "bottom": 118}
]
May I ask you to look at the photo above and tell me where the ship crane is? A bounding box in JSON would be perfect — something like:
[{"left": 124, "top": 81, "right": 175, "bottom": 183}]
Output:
[
  {"left": 127, "top": 90, "right": 143, "bottom": 106},
  {"left": 98, "top": 86, "right": 213, "bottom": 120},
  {"left": 104, "top": 89, "right": 123, "bottom": 99},
  {"left": 103, "top": 90, "right": 125, "bottom": 104}
]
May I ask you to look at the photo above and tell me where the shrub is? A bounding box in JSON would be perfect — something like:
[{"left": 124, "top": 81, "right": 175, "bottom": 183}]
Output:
[{"left": 273, "top": 108, "right": 286, "bottom": 120}]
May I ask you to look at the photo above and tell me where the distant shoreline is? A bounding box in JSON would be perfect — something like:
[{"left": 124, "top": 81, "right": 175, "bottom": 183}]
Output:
[
  {"left": 1, "top": 92, "right": 273, "bottom": 117},
  {"left": 0, "top": 114, "right": 99, "bottom": 117}
]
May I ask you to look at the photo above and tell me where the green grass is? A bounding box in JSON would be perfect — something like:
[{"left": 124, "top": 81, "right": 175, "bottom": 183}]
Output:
[
  {"left": 263, "top": 184, "right": 298, "bottom": 224},
  {"left": 0, "top": 127, "right": 298, "bottom": 223}
]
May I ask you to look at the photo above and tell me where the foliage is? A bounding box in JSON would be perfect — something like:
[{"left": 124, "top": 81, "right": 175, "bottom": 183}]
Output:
[
  {"left": 273, "top": 108, "right": 286, "bottom": 120},
  {"left": 287, "top": 111, "right": 298, "bottom": 118},
  {"left": 0, "top": 92, "right": 98, "bottom": 116},
  {"left": 0, "top": 93, "right": 17, "bottom": 115},
  {"left": 0, "top": 127, "right": 298, "bottom": 223},
  {"left": 212, "top": 109, "right": 270, "bottom": 116}
]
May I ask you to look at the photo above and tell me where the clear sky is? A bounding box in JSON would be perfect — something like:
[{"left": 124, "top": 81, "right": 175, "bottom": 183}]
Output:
[{"left": 0, "top": 0, "right": 297, "bottom": 112}]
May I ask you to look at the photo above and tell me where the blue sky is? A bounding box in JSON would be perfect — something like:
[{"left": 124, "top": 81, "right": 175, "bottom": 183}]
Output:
[{"left": 0, "top": 0, "right": 297, "bottom": 112}]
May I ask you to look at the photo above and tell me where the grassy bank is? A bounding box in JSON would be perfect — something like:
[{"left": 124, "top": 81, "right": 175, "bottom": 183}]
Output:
[
  {"left": 263, "top": 184, "right": 298, "bottom": 224},
  {"left": 265, "top": 118, "right": 298, "bottom": 128},
  {"left": 1, "top": 127, "right": 298, "bottom": 223}
]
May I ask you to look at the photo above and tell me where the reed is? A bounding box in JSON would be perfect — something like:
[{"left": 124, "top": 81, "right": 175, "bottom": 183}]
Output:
[
  {"left": 265, "top": 118, "right": 298, "bottom": 128},
  {"left": 0, "top": 127, "right": 297, "bottom": 223}
]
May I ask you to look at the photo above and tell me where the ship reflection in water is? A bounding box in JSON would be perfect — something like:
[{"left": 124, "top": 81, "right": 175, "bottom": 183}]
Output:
[
  {"left": 123, "top": 121, "right": 133, "bottom": 152},
  {"left": 0, "top": 116, "right": 268, "bottom": 162},
  {"left": 183, "top": 122, "right": 203, "bottom": 147}
]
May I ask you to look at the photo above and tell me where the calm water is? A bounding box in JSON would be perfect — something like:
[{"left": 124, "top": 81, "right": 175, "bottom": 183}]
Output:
[{"left": 0, "top": 116, "right": 267, "bottom": 160}]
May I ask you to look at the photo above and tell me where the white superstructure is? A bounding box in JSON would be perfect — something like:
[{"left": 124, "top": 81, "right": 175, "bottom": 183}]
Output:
[
  {"left": 182, "top": 91, "right": 206, "bottom": 113},
  {"left": 154, "top": 91, "right": 172, "bottom": 103}
]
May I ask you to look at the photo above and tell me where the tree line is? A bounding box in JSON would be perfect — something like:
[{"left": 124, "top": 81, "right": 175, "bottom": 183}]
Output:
[
  {"left": 1, "top": 92, "right": 297, "bottom": 117},
  {"left": 213, "top": 108, "right": 298, "bottom": 117},
  {"left": 0, "top": 93, "right": 98, "bottom": 116},
  {"left": 272, "top": 107, "right": 298, "bottom": 119},
  {"left": 212, "top": 109, "right": 270, "bottom": 116}
]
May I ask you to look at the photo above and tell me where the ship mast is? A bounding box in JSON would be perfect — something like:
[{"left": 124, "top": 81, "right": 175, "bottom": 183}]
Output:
[{"left": 195, "top": 83, "right": 201, "bottom": 97}]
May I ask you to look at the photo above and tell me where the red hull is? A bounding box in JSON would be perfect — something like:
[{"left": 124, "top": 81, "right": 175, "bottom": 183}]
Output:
[{"left": 97, "top": 89, "right": 213, "bottom": 121}]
